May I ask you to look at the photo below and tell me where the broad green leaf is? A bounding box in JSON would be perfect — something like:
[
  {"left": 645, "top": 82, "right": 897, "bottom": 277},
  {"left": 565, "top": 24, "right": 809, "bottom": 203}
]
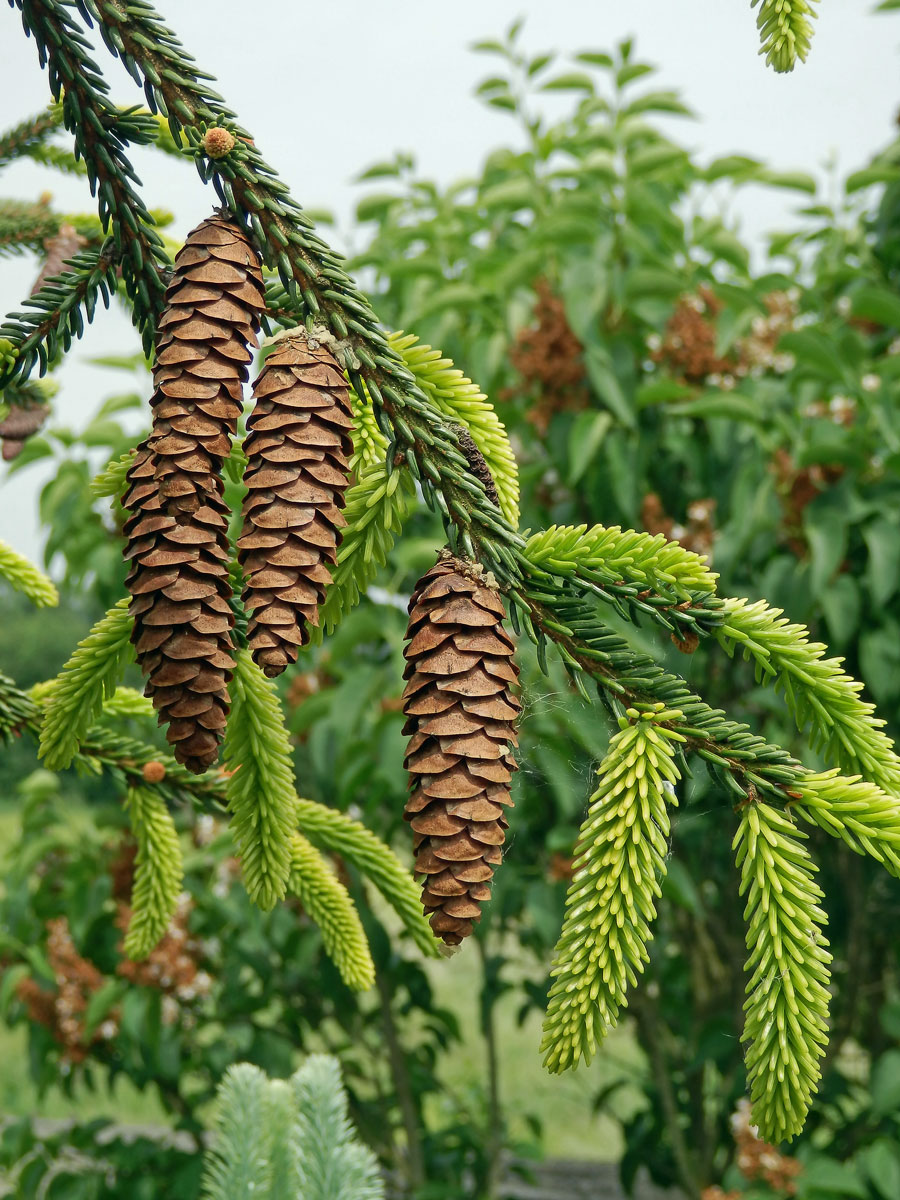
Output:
[
  {"left": 704, "top": 154, "right": 763, "bottom": 181},
  {"left": 864, "top": 517, "right": 900, "bottom": 607},
  {"left": 871, "top": 1049, "right": 900, "bottom": 1118},
  {"left": 846, "top": 165, "right": 900, "bottom": 192},
  {"left": 851, "top": 286, "right": 900, "bottom": 329},
  {"left": 540, "top": 72, "right": 595, "bottom": 93},
  {"left": 575, "top": 51, "right": 613, "bottom": 68},
  {"left": 567, "top": 410, "right": 612, "bottom": 484},
  {"left": 584, "top": 345, "right": 635, "bottom": 428}
]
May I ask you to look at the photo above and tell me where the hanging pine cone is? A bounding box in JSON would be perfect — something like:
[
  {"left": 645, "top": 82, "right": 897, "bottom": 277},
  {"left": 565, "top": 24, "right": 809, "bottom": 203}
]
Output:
[
  {"left": 237, "top": 327, "right": 353, "bottom": 678},
  {"left": 123, "top": 214, "right": 265, "bottom": 773},
  {"left": 402, "top": 554, "right": 521, "bottom": 945}
]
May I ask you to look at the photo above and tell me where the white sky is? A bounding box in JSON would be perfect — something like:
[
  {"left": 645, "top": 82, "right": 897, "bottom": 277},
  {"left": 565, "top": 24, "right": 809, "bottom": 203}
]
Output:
[{"left": 1, "top": 0, "right": 898, "bottom": 560}]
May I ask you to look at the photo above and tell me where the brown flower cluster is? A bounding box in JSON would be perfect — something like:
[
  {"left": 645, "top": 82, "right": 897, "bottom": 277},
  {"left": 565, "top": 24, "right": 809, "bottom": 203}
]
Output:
[
  {"left": 641, "top": 492, "right": 716, "bottom": 559},
  {"left": 650, "top": 287, "right": 798, "bottom": 388},
  {"left": 114, "top": 897, "right": 212, "bottom": 1022},
  {"left": 770, "top": 449, "right": 844, "bottom": 557},
  {"left": 17, "top": 917, "right": 118, "bottom": 1062},
  {"left": 510, "top": 278, "right": 588, "bottom": 434},
  {"left": 733, "top": 1099, "right": 802, "bottom": 1193}
]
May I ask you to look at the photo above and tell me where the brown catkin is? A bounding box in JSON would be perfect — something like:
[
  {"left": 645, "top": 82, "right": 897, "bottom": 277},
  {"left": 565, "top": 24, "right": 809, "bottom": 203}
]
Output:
[
  {"left": 402, "top": 554, "right": 521, "bottom": 944},
  {"left": 123, "top": 213, "right": 264, "bottom": 773},
  {"left": 237, "top": 327, "right": 353, "bottom": 678}
]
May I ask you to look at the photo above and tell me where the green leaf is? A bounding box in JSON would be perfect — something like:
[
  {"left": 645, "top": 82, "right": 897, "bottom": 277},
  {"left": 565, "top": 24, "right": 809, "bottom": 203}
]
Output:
[
  {"left": 851, "top": 286, "right": 900, "bottom": 329},
  {"left": 623, "top": 90, "right": 693, "bottom": 117},
  {"left": 860, "top": 1139, "right": 900, "bottom": 1200},
  {"left": 846, "top": 165, "right": 900, "bottom": 193},
  {"left": 616, "top": 63, "right": 653, "bottom": 87},
  {"left": 584, "top": 345, "right": 634, "bottom": 428},
  {"left": 779, "top": 329, "right": 850, "bottom": 381},
  {"left": 872, "top": 1050, "right": 900, "bottom": 1118},
  {"left": 800, "top": 1157, "right": 869, "bottom": 1197},
  {"left": 704, "top": 155, "right": 763, "bottom": 182},
  {"left": 575, "top": 51, "right": 614, "bottom": 68},
  {"left": 754, "top": 168, "right": 817, "bottom": 193},
  {"left": 860, "top": 623, "right": 900, "bottom": 705},
  {"left": 567, "top": 410, "right": 612, "bottom": 484},
  {"left": 635, "top": 379, "right": 695, "bottom": 408},
  {"left": 83, "top": 979, "right": 127, "bottom": 1039},
  {"left": 864, "top": 517, "right": 900, "bottom": 606},
  {"left": 540, "top": 72, "right": 595, "bottom": 93}
]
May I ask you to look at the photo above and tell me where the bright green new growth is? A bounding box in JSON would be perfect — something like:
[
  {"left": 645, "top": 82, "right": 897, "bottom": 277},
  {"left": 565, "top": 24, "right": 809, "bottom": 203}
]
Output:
[
  {"left": 90, "top": 449, "right": 134, "bottom": 499},
  {"left": 288, "top": 832, "right": 375, "bottom": 991},
  {"left": 391, "top": 331, "right": 520, "bottom": 527},
  {"left": 201, "top": 1064, "right": 273, "bottom": 1200},
  {"left": 541, "top": 710, "right": 683, "bottom": 1073},
  {"left": 223, "top": 650, "right": 297, "bottom": 911},
  {"left": 735, "top": 800, "right": 831, "bottom": 1142},
  {"left": 718, "top": 598, "right": 900, "bottom": 795},
  {"left": 39, "top": 597, "right": 132, "bottom": 769},
  {"left": 348, "top": 378, "right": 388, "bottom": 471},
  {"left": 294, "top": 796, "right": 440, "bottom": 959},
  {"left": 100, "top": 686, "right": 155, "bottom": 720},
  {"left": 201, "top": 1057, "right": 383, "bottom": 1200},
  {"left": 123, "top": 785, "right": 184, "bottom": 960},
  {"left": 752, "top": 0, "right": 819, "bottom": 72},
  {"left": 318, "top": 457, "right": 416, "bottom": 636},
  {"left": 0, "top": 538, "right": 58, "bottom": 608},
  {"left": 292, "top": 1054, "right": 384, "bottom": 1200},
  {"left": 793, "top": 770, "right": 900, "bottom": 876},
  {"left": 526, "top": 523, "right": 718, "bottom": 601}
]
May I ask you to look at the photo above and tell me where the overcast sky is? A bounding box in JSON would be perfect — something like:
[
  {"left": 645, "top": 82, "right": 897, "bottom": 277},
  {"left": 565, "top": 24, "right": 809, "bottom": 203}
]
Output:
[{"left": 1, "top": 0, "right": 898, "bottom": 559}]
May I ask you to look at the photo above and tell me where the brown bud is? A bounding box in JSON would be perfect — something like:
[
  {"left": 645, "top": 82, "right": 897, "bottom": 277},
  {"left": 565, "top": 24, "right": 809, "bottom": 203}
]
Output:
[
  {"left": 671, "top": 630, "right": 700, "bottom": 654},
  {"left": 203, "top": 127, "right": 236, "bottom": 159},
  {"left": 142, "top": 761, "right": 167, "bottom": 784}
]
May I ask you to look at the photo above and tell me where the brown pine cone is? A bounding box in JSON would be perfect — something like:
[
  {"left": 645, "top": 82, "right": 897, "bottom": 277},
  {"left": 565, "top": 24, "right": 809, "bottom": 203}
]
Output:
[
  {"left": 123, "top": 214, "right": 265, "bottom": 773},
  {"left": 402, "top": 554, "right": 521, "bottom": 945},
  {"left": 237, "top": 327, "right": 353, "bottom": 678}
]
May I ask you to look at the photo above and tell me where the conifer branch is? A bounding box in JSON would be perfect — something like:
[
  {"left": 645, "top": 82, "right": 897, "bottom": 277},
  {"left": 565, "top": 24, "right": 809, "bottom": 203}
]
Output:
[
  {"left": 12, "top": 0, "right": 169, "bottom": 355},
  {"left": 289, "top": 833, "right": 375, "bottom": 991},
  {"left": 0, "top": 538, "right": 58, "bottom": 607},
  {"left": 718, "top": 597, "right": 900, "bottom": 796},
  {"left": 201, "top": 1064, "right": 273, "bottom": 1200},
  {"left": 792, "top": 770, "right": 900, "bottom": 876},
  {"left": 99, "top": 685, "right": 155, "bottom": 721},
  {"left": 38, "top": 597, "right": 133, "bottom": 769},
  {"left": 391, "top": 331, "right": 519, "bottom": 526},
  {"left": 264, "top": 1080, "right": 298, "bottom": 1200},
  {"left": 91, "top": 449, "right": 136, "bottom": 500},
  {"left": 0, "top": 198, "right": 60, "bottom": 256},
  {"left": 318, "top": 456, "right": 416, "bottom": 637},
  {"left": 0, "top": 669, "right": 36, "bottom": 743},
  {"left": 123, "top": 785, "right": 184, "bottom": 959},
  {"left": 292, "top": 1054, "right": 384, "bottom": 1200},
  {"left": 0, "top": 103, "right": 64, "bottom": 169},
  {"left": 541, "top": 709, "right": 682, "bottom": 1072},
  {"left": 0, "top": 242, "right": 119, "bottom": 385},
  {"left": 735, "top": 799, "right": 831, "bottom": 1142},
  {"left": 87, "top": 0, "right": 525, "bottom": 586},
  {"left": 752, "top": 0, "right": 819, "bottom": 72},
  {"left": 223, "top": 650, "right": 297, "bottom": 911},
  {"left": 294, "top": 796, "right": 441, "bottom": 958}
]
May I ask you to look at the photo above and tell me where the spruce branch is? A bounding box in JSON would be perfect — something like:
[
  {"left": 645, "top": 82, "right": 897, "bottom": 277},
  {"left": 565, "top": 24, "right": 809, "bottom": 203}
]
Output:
[
  {"left": 318, "top": 456, "right": 416, "bottom": 637},
  {"left": 265, "top": 1080, "right": 298, "bottom": 1200},
  {"left": 0, "top": 242, "right": 119, "bottom": 385},
  {"left": 752, "top": 0, "right": 819, "bottom": 72},
  {"left": 87, "top": 0, "right": 525, "bottom": 585},
  {"left": 0, "top": 198, "right": 60, "bottom": 256},
  {"left": 0, "top": 102, "right": 64, "bottom": 168},
  {"left": 223, "top": 649, "right": 297, "bottom": 911},
  {"left": 541, "top": 708, "right": 682, "bottom": 1072},
  {"left": 12, "top": 0, "right": 168, "bottom": 355},
  {"left": 735, "top": 799, "right": 831, "bottom": 1142},
  {"left": 792, "top": 770, "right": 900, "bottom": 876},
  {"left": 201, "top": 1064, "right": 273, "bottom": 1200},
  {"left": 99, "top": 685, "right": 155, "bottom": 721},
  {"left": 289, "top": 833, "right": 375, "bottom": 992},
  {"left": 38, "top": 597, "right": 133, "bottom": 770},
  {"left": 294, "top": 796, "right": 441, "bottom": 958},
  {"left": 291, "top": 1054, "right": 384, "bottom": 1200},
  {"left": 91, "top": 449, "right": 136, "bottom": 500},
  {"left": 123, "top": 784, "right": 184, "bottom": 960},
  {"left": 0, "top": 538, "right": 58, "bottom": 607},
  {"left": 391, "top": 331, "right": 519, "bottom": 526},
  {"left": 522, "top": 582, "right": 805, "bottom": 800},
  {"left": 0, "top": 669, "right": 36, "bottom": 743},
  {"left": 718, "top": 597, "right": 900, "bottom": 796}
]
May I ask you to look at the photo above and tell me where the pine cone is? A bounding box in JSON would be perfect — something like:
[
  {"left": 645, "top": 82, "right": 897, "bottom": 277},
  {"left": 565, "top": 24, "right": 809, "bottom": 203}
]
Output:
[
  {"left": 123, "top": 214, "right": 264, "bottom": 773},
  {"left": 238, "top": 328, "right": 353, "bottom": 678},
  {"left": 402, "top": 554, "right": 520, "bottom": 944}
]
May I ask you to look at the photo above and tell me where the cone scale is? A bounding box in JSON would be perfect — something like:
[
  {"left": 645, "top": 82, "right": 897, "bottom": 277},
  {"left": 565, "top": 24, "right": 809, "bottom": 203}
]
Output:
[
  {"left": 123, "top": 214, "right": 265, "bottom": 774},
  {"left": 402, "top": 554, "right": 521, "bottom": 944}
]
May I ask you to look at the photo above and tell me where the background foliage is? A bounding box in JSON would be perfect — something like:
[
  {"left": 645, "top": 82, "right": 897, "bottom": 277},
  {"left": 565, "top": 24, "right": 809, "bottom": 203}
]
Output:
[{"left": 2, "top": 21, "right": 900, "bottom": 1200}]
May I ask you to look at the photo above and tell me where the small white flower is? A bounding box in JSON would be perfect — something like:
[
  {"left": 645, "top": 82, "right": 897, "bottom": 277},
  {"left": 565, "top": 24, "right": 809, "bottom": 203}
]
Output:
[
  {"left": 646, "top": 333, "right": 662, "bottom": 352},
  {"left": 836, "top": 295, "right": 852, "bottom": 316},
  {"left": 861, "top": 373, "right": 880, "bottom": 393}
]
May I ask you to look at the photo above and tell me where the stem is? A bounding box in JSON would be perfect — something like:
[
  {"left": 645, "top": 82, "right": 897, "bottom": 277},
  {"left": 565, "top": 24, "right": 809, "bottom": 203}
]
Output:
[
  {"left": 631, "top": 991, "right": 703, "bottom": 1199},
  {"left": 476, "top": 937, "right": 503, "bottom": 1199},
  {"left": 374, "top": 964, "right": 425, "bottom": 1192}
]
